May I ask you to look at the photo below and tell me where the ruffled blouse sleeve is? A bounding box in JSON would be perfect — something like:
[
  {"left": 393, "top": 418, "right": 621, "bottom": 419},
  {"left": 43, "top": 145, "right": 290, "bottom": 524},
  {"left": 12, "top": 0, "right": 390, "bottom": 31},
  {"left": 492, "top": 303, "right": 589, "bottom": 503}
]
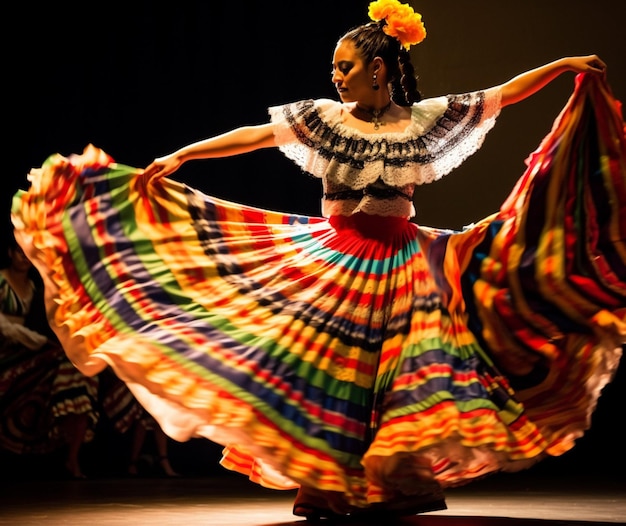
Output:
[{"left": 269, "top": 88, "right": 502, "bottom": 189}]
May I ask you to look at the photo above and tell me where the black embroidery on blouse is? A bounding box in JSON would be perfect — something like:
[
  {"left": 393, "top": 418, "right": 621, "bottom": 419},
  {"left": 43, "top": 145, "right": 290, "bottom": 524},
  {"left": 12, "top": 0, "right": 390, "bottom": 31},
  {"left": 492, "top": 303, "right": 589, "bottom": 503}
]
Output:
[
  {"left": 282, "top": 93, "right": 486, "bottom": 169},
  {"left": 325, "top": 186, "right": 412, "bottom": 201}
]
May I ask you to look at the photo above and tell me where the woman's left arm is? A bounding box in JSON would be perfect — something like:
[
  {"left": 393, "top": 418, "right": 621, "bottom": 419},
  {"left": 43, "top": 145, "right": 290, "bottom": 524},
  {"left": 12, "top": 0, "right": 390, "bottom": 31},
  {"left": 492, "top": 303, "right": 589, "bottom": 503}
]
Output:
[{"left": 499, "top": 55, "right": 607, "bottom": 107}]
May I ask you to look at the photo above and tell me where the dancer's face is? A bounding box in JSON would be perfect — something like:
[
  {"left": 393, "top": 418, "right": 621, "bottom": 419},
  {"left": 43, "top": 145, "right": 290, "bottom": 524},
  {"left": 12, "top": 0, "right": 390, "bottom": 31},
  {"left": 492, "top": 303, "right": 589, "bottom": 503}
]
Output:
[{"left": 332, "top": 40, "right": 374, "bottom": 104}]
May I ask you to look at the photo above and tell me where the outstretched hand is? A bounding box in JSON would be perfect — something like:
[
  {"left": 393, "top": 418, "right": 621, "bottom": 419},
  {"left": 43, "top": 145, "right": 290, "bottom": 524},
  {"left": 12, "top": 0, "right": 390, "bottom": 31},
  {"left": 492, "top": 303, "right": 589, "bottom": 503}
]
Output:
[
  {"left": 137, "top": 154, "right": 183, "bottom": 192},
  {"left": 569, "top": 55, "right": 607, "bottom": 78},
  {"left": 143, "top": 154, "right": 183, "bottom": 181}
]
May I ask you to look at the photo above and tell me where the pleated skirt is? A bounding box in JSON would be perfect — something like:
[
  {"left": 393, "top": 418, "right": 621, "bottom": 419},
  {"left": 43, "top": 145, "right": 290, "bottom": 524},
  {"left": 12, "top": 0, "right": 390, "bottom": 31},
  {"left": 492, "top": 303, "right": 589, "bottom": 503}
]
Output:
[{"left": 11, "top": 74, "right": 626, "bottom": 506}]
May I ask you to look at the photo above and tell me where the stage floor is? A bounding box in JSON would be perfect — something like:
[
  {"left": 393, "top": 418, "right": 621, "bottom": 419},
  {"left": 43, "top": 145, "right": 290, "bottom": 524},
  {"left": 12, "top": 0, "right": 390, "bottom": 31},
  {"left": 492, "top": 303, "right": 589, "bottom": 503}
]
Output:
[{"left": 0, "top": 471, "right": 624, "bottom": 526}]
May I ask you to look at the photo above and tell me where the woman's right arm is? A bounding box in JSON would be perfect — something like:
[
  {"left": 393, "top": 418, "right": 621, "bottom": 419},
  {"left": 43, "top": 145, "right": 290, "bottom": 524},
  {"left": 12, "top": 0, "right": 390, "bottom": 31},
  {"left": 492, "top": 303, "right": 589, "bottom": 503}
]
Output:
[{"left": 143, "top": 122, "right": 277, "bottom": 180}]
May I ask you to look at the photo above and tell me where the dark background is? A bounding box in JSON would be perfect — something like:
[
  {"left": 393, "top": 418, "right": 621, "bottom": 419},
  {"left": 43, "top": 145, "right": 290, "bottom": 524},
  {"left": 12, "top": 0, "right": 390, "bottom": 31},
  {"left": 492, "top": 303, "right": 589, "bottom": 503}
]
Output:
[{"left": 2, "top": 1, "right": 625, "bottom": 479}]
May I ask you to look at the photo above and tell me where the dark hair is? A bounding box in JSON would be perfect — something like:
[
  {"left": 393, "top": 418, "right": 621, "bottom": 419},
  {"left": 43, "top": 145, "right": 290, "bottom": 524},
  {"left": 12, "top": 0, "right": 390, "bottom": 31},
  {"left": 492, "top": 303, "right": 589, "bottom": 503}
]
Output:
[{"left": 339, "top": 21, "right": 422, "bottom": 105}]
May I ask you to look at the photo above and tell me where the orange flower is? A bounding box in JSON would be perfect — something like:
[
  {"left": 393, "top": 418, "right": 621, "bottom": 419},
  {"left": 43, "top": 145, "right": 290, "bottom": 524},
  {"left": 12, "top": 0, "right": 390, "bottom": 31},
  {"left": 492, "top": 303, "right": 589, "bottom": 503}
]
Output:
[
  {"left": 368, "top": 0, "right": 426, "bottom": 50},
  {"left": 368, "top": 0, "right": 401, "bottom": 20}
]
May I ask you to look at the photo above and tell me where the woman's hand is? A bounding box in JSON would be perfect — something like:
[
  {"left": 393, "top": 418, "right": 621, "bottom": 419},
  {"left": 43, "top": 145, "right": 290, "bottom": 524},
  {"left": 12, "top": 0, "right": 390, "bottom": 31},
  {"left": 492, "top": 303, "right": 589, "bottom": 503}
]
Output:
[
  {"left": 137, "top": 153, "right": 184, "bottom": 192},
  {"left": 565, "top": 54, "right": 607, "bottom": 76},
  {"left": 143, "top": 153, "right": 183, "bottom": 181}
]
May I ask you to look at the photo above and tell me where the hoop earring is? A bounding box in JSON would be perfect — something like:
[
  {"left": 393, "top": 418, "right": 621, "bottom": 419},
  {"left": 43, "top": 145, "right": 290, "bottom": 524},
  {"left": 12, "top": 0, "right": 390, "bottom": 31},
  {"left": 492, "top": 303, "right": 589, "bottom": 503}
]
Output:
[{"left": 372, "top": 74, "right": 379, "bottom": 91}]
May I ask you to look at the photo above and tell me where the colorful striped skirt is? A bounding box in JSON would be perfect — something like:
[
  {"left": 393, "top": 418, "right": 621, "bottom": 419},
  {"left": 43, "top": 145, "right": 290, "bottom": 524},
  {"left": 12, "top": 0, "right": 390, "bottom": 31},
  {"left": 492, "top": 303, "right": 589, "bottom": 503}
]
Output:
[{"left": 11, "top": 74, "right": 626, "bottom": 506}]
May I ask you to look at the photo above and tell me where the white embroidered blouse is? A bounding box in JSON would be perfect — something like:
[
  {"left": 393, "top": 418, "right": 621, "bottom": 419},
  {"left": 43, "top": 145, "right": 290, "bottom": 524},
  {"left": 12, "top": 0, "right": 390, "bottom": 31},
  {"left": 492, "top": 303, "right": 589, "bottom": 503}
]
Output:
[{"left": 269, "top": 87, "right": 502, "bottom": 219}]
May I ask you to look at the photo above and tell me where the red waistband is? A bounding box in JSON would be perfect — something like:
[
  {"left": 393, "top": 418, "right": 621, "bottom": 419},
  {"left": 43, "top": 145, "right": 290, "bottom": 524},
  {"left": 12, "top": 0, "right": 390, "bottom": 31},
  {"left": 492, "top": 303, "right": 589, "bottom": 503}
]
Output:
[{"left": 329, "top": 212, "right": 412, "bottom": 240}]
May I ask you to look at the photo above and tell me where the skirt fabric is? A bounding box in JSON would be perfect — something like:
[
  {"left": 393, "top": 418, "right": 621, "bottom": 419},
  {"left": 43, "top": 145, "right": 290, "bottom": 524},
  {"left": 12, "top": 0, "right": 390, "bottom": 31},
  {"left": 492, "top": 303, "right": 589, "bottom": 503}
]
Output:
[{"left": 11, "top": 74, "right": 626, "bottom": 506}]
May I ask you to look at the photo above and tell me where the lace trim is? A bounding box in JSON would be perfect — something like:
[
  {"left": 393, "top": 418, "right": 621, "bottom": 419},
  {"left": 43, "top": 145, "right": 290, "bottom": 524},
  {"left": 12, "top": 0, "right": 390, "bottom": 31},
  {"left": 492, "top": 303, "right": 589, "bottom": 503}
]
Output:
[{"left": 269, "top": 88, "right": 501, "bottom": 190}]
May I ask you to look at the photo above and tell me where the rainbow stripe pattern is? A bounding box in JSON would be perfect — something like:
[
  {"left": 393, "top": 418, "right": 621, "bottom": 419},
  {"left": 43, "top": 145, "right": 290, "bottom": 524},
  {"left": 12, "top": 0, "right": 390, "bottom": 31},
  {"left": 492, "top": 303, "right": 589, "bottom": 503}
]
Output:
[{"left": 11, "top": 74, "right": 626, "bottom": 506}]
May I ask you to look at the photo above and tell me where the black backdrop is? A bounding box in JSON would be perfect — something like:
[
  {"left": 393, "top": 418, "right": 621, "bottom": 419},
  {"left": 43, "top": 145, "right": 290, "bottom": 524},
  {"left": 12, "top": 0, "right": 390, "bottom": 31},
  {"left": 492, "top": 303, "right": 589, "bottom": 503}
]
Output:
[{"left": 3, "top": 0, "right": 625, "bottom": 477}]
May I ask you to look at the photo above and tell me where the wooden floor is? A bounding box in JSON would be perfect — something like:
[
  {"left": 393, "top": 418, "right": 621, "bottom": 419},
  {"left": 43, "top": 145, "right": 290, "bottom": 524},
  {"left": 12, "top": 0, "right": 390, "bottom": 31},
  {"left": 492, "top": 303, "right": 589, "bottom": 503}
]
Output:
[{"left": 1, "top": 469, "right": 624, "bottom": 526}]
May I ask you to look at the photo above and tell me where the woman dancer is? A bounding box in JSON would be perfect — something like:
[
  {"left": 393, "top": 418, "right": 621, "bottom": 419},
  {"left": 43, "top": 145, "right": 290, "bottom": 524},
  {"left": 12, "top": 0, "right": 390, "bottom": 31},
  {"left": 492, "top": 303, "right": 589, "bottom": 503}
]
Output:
[{"left": 11, "top": 0, "right": 625, "bottom": 519}]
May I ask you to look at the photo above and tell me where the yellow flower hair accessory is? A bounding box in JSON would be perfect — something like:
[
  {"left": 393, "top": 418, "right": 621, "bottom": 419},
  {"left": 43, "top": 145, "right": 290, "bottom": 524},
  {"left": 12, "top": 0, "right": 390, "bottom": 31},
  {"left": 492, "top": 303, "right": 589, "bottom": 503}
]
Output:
[{"left": 368, "top": 0, "right": 426, "bottom": 51}]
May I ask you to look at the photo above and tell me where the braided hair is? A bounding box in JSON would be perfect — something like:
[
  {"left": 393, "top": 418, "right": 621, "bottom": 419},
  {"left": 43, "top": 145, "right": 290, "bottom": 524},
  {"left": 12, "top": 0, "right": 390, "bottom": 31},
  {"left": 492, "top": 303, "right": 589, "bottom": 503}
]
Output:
[{"left": 339, "top": 21, "right": 422, "bottom": 106}]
